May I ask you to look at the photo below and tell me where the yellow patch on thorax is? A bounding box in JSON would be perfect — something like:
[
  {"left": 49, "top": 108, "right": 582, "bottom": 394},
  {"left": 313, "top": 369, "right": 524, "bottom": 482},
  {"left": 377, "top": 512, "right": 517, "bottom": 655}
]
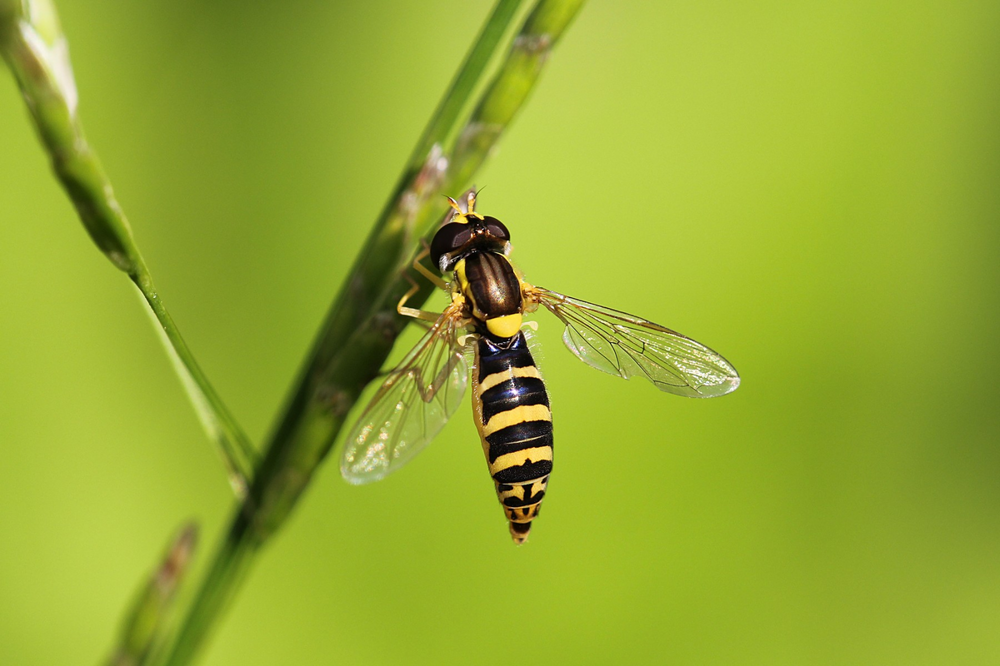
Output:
[{"left": 454, "top": 257, "right": 469, "bottom": 292}]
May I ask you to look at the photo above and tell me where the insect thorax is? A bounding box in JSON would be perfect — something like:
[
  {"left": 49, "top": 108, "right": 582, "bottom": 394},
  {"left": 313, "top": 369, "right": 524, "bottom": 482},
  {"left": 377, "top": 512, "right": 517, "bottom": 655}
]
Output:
[{"left": 455, "top": 252, "right": 523, "bottom": 339}]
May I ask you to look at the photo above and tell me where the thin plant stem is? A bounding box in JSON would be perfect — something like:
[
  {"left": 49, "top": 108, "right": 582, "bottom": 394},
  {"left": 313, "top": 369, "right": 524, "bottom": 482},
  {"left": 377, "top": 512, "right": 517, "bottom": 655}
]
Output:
[
  {"left": 161, "top": 1, "right": 585, "bottom": 664},
  {"left": 0, "top": 0, "right": 256, "bottom": 497},
  {"left": 107, "top": 525, "right": 198, "bottom": 666}
]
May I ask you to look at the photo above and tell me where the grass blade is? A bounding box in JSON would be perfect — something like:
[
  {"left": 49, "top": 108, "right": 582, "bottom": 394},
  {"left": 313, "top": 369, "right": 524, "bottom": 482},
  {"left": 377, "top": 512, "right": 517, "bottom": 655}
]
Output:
[{"left": 0, "top": 0, "right": 255, "bottom": 496}]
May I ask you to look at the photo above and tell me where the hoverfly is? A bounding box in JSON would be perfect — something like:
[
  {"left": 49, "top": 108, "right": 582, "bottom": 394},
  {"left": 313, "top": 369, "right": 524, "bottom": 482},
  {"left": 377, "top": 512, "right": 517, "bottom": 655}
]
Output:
[{"left": 341, "top": 191, "right": 740, "bottom": 544}]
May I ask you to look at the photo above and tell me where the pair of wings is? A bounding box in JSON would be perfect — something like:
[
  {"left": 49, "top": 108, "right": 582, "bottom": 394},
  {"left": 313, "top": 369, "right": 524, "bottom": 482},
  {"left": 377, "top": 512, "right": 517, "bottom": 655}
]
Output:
[{"left": 340, "top": 286, "right": 740, "bottom": 484}]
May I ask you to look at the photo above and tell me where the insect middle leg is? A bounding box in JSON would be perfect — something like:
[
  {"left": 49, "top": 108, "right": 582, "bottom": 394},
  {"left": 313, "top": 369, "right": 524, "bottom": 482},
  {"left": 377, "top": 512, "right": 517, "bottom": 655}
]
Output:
[
  {"left": 397, "top": 246, "right": 449, "bottom": 322},
  {"left": 397, "top": 275, "right": 441, "bottom": 323}
]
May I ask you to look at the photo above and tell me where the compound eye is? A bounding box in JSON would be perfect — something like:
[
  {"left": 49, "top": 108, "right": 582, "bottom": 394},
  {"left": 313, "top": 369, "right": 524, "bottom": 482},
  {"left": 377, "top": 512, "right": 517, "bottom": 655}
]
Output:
[
  {"left": 481, "top": 216, "right": 510, "bottom": 241},
  {"left": 430, "top": 223, "right": 473, "bottom": 269}
]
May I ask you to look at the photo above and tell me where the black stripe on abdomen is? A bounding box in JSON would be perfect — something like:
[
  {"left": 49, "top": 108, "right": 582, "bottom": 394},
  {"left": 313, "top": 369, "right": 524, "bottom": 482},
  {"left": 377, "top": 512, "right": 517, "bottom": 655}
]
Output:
[
  {"left": 485, "top": 421, "right": 552, "bottom": 462},
  {"left": 477, "top": 331, "right": 534, "bottom": 380},
  {"left": 486, "top": 420, "right": 553, "bottom": 485},
  {"left": 492, "top": 453, "right": 553, "bottom": 485},
  {"left": 480, "top": 376, "right": 548, "bottom": 422}
]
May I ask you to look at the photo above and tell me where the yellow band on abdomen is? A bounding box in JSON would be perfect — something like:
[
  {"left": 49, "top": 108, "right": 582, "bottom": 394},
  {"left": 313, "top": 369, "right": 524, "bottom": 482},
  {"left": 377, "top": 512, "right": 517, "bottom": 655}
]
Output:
[
  {"left": 478, "top": 365, "right": 542, "bottom": 393},
  {"left": 488, "top": 446, "right": 553, "bottom": 476},
  {"left": 483, "top": 404, "right": 552, "bottom": 437}
]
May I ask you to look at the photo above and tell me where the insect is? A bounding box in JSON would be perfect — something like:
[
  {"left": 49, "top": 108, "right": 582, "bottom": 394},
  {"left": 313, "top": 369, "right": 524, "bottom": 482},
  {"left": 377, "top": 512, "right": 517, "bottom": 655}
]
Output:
[{"left": 341, "top": 191, "right": 740, "bottom": 544}]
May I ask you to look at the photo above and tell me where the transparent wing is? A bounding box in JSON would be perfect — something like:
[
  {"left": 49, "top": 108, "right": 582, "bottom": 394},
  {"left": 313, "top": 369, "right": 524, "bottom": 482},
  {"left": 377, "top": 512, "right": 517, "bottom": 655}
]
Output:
[
  {"left": 340, "top": 313, "right": 469, "bottom": 484},
  {"left": 529, "top": 286, "right": 740, "bottom": 398}
]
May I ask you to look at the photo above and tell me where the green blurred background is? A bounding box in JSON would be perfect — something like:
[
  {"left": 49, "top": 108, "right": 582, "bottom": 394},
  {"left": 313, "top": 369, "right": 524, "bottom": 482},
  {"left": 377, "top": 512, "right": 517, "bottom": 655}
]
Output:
[{"left": 2, "top": 1, "right": 999, "bottom": 664}]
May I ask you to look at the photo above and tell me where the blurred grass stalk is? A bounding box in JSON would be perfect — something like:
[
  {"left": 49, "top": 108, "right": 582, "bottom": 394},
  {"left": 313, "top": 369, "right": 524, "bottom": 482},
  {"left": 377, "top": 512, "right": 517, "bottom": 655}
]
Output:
[
  {"left": 108, "top": 525, "right": 198, "bottom": 666},
  {"left": 2, "top": 0, "right": 585, "bottom": 663},
  {"left": 165, "top": 2, "right": 584, "bottom": 662},
  {"left": 0, "top": 0, "right": 256, "bottom": 498}
]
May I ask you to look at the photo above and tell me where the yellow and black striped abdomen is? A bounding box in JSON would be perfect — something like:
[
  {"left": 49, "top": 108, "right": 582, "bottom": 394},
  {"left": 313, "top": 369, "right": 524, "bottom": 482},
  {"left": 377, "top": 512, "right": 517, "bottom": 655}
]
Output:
[{"left": 472, "top": 331, "right": 552, "bottom": 544}]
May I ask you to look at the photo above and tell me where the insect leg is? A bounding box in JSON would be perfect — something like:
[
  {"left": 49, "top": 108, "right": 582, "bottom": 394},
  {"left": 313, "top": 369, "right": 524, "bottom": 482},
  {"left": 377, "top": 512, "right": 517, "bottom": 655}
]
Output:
[
  {"left": 411, "top": 244, "right": 449, "bottom": 291},
  {"left": 397, "top": 274, "right": 442, "bottom": 322}
]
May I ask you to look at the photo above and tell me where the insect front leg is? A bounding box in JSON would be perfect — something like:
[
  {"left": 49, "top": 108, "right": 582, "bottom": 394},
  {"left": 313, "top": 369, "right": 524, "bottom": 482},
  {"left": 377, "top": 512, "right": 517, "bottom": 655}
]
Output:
[{"left": 411, "top": 244, "right": 449, "bottom": 291}]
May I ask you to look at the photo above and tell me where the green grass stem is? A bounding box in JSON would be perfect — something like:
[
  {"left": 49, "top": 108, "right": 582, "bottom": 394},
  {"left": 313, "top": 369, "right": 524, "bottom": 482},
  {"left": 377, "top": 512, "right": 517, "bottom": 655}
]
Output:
[
  {"left": 0, "top": 0, "right": 256, "bottom": 498},
  {"left": 161, "top": 2, "right": 584, "bottom": 663}
]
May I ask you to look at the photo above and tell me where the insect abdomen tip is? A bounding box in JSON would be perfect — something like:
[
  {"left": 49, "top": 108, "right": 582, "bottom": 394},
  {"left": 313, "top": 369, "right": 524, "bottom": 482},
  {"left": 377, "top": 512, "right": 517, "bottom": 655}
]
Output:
[{"left": 509, "top": 521, "right": 532, "bottom": 545}]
